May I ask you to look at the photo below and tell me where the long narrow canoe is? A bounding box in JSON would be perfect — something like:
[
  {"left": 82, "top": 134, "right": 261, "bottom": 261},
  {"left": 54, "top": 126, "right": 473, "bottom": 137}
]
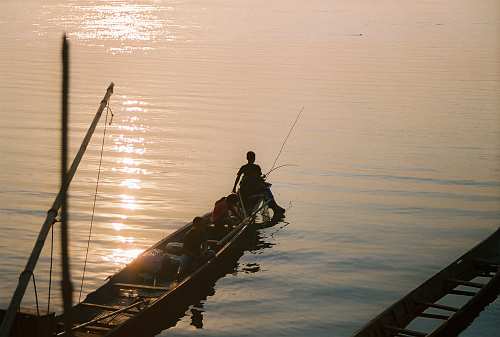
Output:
[
  {"left": 54, "top": 198, "right": 269, "bottom": 337},
  {"left": 352, "top": 227, "right": 500, "bottom": 337}
]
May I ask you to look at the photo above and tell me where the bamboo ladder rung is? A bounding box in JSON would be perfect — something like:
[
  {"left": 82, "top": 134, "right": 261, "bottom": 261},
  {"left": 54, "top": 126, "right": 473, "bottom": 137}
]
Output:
[
  {"left": 447, "top": 289, "right": 476, "bottom": 296},
  {"left": 384, "top": 325, "right": 427, "bottom": 337},
  {"left": 447, "top": 279, "right": 485, "bottom": 289},
  {"left": 416, "top": 302, "right": 459, "bottom": 312},
  {"left": 474, "top": 262, "right": 500, "bottom": 273},
  {"left": 418, "top": 313, "right": 449, "bottom": 320}
]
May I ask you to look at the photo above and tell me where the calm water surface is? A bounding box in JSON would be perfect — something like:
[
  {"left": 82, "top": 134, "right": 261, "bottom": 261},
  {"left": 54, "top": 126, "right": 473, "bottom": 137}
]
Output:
[{"left": 1, "top": 1, "right": 499, "bottom": 336}]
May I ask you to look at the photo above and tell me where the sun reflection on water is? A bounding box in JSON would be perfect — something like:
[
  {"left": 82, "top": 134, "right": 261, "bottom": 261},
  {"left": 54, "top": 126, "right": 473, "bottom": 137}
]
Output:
[
  {"left": 103, "top": 92, "right": 151, "bottom": 268},
  {"left": 115, "top": 236, "right": 135, "bottom": 244},
  {"left": 116, "top": 145, "right": 145, "bottom": 154},
  {"left": 113, "top": 166, "right": 149, "bottom": 175},
  {"left": 120, "top": 178, "right": 141, "bottom": 190},
  {"left": 103, "top": 248, "right": 144, "bottom": 266},
  {"left": 69, "top": 3, "right": 176, "bottom": 50},
  {"left": 119, "top": 157, "right": 139, "bottom": 166},
  {"left": 114, "top": 134, "right": 145, "bottom": 145},
  {"left": 111, "top": 222, "right": 126, "bottom": 231},
  {"left": 119, "top": 194, "right": 140, "bottom": 210}
]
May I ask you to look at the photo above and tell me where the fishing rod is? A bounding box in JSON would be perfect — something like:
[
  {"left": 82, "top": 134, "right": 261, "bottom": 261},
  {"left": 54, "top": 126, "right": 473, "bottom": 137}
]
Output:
[
  {"left": 266, "top": 106, "right": 304, "bottom": 176},
  {"left": 264, "top": 164, "right": 298, "bottom": 178}
]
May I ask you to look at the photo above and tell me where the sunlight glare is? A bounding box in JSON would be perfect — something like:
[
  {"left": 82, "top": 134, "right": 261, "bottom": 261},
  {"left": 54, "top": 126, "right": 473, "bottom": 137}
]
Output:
[
  {"left": 111, "top": 222, "right": 126, "bottom": 231},
  {"left": 120, "top": 194, "right": 139, "bottom": 210},
  {"left": 120, "top": 178, "right": 141, "bottom": 190},
  {"left": 103, "top": 248, "right": 144, "bottom": 266}
]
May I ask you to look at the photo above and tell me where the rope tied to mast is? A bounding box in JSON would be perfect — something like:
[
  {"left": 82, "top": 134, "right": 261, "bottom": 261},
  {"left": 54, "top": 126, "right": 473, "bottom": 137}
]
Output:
[
  {"left": 47, "top": 224, "right": 54, "bottom": 314},
  {"left": 78, "top": 100, "right": 113, "bottom": 303},
  {"left": 17, "top": 270, "right": 40, "bottom": 316}
]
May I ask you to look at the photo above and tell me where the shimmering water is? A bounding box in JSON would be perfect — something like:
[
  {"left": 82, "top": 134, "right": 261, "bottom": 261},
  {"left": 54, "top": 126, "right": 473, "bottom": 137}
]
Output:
[{"left": 0, "top": 1, "right": 499, "bottom": 336}]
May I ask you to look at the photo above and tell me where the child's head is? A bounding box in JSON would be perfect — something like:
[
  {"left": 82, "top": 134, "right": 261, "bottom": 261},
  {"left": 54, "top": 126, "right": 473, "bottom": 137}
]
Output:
[
  {"left": 192, "top": 216, "right": 205, "bottom": 228},
  {"left": 226, "top": 193, "right": 239, "bottom": 206},
  {"left": 246, "top": 151, "right": 255, "bottom": 163}
]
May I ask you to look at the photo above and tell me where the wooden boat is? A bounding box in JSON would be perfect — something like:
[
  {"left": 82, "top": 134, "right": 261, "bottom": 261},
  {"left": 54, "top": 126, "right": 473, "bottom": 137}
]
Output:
[
  {"left": 0, "top": 40, "right": 281, "bottom": 337},
  {"left": 352, "top": 227, "right": 500, "bottom": 337},
  {"left": 54, "top": 198, "right": 270, "bottom": 337}
]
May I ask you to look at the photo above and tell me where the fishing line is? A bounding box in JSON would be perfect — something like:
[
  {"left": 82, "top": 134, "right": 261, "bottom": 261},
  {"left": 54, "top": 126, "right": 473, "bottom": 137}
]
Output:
[
  {"left": 268, "top": 106, "right": 304, "bottom": 175},
  {"left": 264, "top": 164, "right": 298, "bottom": 178}
]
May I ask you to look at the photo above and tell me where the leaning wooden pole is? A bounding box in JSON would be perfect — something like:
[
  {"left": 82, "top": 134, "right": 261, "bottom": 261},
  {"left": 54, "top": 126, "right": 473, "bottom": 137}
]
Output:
[
  {"left": 0, "top": 46, "right": 114, "bottom": 337},
  {"left": 60, "top": 33, "right": 73, "bottom": 336}
]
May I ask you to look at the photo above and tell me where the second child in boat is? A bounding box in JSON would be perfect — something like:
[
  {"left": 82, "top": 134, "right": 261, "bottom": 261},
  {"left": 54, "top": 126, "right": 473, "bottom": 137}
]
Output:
[
  {"left": 210, "top": 193, "right": 242, "bottom": 229},
  {"left": 177, "top": 216, "right": 211, "bottom": 279}
]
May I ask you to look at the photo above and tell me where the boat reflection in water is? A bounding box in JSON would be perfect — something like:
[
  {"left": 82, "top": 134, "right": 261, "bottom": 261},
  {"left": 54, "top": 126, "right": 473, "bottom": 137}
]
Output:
[{"left": 150, "top": 218, "right": 280, "bottom": 335}]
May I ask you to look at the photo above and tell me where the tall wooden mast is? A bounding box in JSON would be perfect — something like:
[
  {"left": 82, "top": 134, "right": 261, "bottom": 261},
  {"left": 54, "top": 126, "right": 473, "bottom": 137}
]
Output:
[{"left": 0, "top": 35, "right": 114, "bottom": 337}]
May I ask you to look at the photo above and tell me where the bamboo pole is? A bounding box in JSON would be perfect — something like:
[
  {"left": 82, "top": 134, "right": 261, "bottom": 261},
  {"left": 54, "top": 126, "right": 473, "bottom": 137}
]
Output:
[
  {"left": 60, "top": 34, "right": 73, "bottom": 337},
  {"left": 0, "top": 42, "right": 114, "bottom": 337}
]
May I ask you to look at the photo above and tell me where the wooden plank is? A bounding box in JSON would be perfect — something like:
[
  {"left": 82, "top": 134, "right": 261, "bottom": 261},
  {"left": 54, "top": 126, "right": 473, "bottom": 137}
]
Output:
[
  {"left": 80, "top": 302, "right": 138, "bottom": 314},
  {"left": 427, "top": 264, "right": 500, "bottom": 337},
  {"left": 74, "top": 331, "right": 102, "bottom": 337},
  {"left": 475, "top": 262, "right": 500, "bottom": 273},
  {"left": 418, "top": 313, "right": 449, "bottom": 320},
  {"left": 477, "top": 271, "right": 494, "bottom": 278},
  {"left": 112, "top": 283, "right": 169, "bottom": 291},
  {"left": 417, "top": 302, "right": 459, "bottom": 312},
  {"left": 82, "top": 325, "right": 112, "bottom": 332},
  {"left": 384, "top": 325, "right": 427, "bottom": 337},
  {"left": 448, "top": 279, "right": 484, "bottom": 289},
  {"left": 448, "top": 289, "right": 476, "bottom": 296},
  {"left": 56, "top": 300, "right": 145, "bottom": 336}
]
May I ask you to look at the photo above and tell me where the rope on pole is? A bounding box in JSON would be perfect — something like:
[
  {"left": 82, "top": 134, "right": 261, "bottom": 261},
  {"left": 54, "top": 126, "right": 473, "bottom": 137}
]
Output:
[
  {"left": 31, "top": 273, "right": 40, "bottom": 317},
  {"left": 78, "top": 102, "right": 112, "bottom": 303},
  {"left": 47, "top": 224, "right": 54, "bottom": 314}
]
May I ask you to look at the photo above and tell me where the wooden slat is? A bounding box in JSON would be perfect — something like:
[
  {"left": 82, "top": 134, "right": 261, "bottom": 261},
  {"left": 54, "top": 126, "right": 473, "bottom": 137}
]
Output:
[
  {"left": 82, "top": 325, "right": 112, "bottom": 332},
  {"left": 384, "top": 325, "right": 427, "bottom": 337},
  {"left": 112, "top": 283, "right": 169, "bottom": 291},
  {"left": 477, "top": 271, "right": 494, "bottom": 278},
  {"left": 418, "top": 313, "right": 449, "bottom": 320},
  {"left": 447, "top": 279, "right": 485, "bottom": 289},
  {"left": 417, "top": 302, "right": 459, "bottom": 312},
  {"left": 56, "top": 300, "right": 145, "bottom": 336},
  {"left": 475, "top": 263, "right": 500, "bottom": 273},
  {"left": 447, "top": 289, "right": 476, "bottom": 296},
  {"left": 56, "top": 321, "right": 113, "bottom": 332},
  {"left": 80, "top": 302, "right": 137, "bottom": 314}
]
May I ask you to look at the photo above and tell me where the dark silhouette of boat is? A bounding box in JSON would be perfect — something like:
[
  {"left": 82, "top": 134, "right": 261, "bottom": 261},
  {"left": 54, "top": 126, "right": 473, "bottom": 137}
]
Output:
[
  {"left": 52, "top": 201, "right": 272, "bottom": 337},
  {"left": 352, "top": 227, "right": 500, "bottom": 337}
]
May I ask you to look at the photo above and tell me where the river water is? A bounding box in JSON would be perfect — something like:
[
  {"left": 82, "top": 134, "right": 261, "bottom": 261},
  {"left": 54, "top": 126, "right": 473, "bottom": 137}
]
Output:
[{"left": 0, "top": 1, "right": 499, "bottom": 336}]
